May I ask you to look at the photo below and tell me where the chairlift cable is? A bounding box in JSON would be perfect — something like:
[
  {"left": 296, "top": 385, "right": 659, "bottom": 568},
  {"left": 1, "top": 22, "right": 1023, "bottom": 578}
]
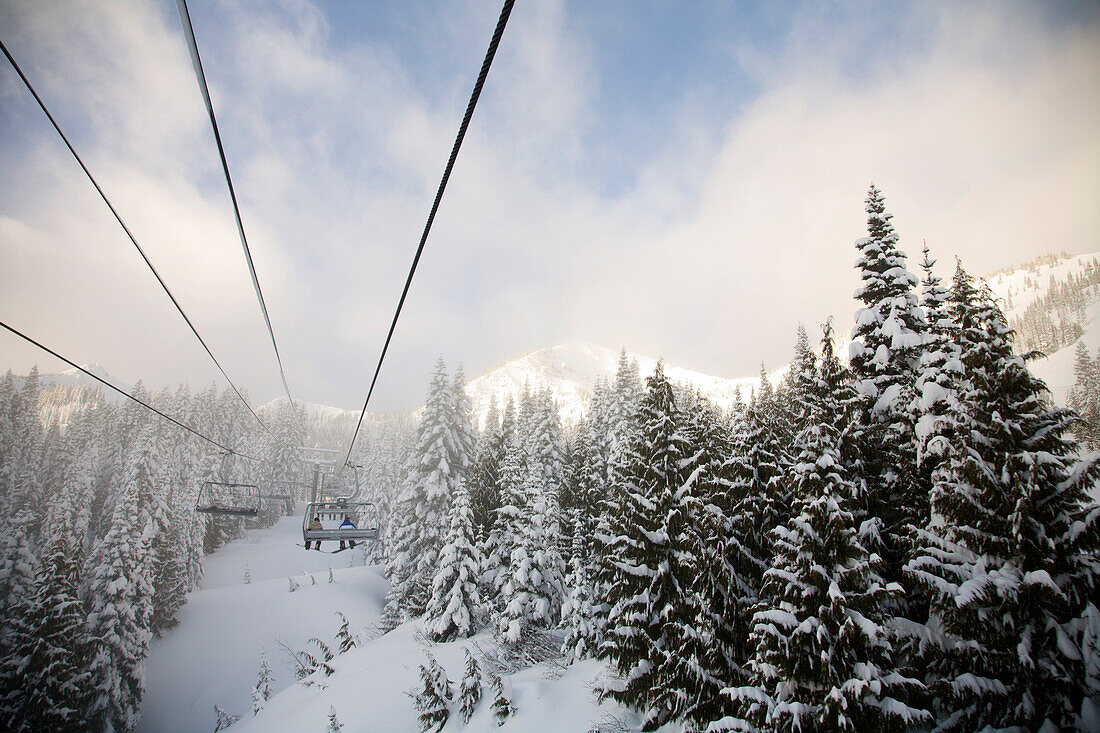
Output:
[
  {"left": 0, "top": 319, "right": 260, "bottom": 461},
  {"left": 173, "top": 0, "right": 299, "bottom": 416},
  {"left": 0, "top": 36, "right": 272, "bottom": 436},
  {"left": 343, "top": 0, "right": 516, "bottom": 467}
]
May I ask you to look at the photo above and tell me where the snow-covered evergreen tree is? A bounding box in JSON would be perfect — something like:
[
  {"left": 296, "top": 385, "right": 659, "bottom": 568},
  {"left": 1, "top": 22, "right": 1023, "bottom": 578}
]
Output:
[
  {"left": 489, "top": 670, "right": 515, "bottom": 726},
  {"left": 598, "top": 362, "right": 722, "bottom": 730},
  {"left": 719, "top": 365, "right": 790, "bottom": 682},
  {"left": 848, "top": 184, "right": 928, "bottom": 594},
  {"left": 383, "top": 359, "right": 472, "bottom": 625},
  {"left": 251, "top": 652, "right": 273, "bottom": 715},
  {"left": 425, "top": 480, "right": 483, "bottom": 642},
  {"left": 907, "top": 265, "right": 1100, "bottom": 731},
  {"left": 560, "top": 509, "right": 597, "bottom": 664},
  {"left": 6, "top": 494, "right": 92, "bottom": 731},
  {"left": 719, "top": 321, "right": 928, "bottom": 732},
  {"left": 459, "top": 649, "right": 483, "bottom": 724},
  {"left": 85, "top": 421, "right": 157, "bottom": 733},
  {"left": 481, "top": 418, "right": 524, "bottom": 608},
  {"left": 411, "top": 653, "right": 452, "bottom": 733}
]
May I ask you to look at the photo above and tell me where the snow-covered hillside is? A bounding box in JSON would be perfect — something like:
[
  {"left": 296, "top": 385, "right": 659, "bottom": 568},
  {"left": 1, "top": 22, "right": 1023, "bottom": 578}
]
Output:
[
  {"left": 983, "top": 251, "right": 1100, "bottom": 405},
  {"left": 138, "top": 510, "right": 384, "bottom": 733},
  {"left": 259, "top": 396, "right": 358, "bottom": 421},
  {"left": 465, "top": 342, "right": 779, "bottom": 429},
  {"left": 139, "top": 507, "right": 640, "bottom": 733}
]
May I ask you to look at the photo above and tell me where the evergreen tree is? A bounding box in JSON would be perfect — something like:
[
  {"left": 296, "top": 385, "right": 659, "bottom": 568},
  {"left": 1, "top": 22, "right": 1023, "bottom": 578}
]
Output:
[
  {"left": 720, "top": 321, "right": 928, "bottom": 732},
  {"left": 598, "top": 362, "right": 720, "bottom": 730},
  {"left": 85, "top": 422, "right": 157, "bottom": 733},
  {"left": 1070, "top": 341, "right": 1100, "bottom": 449},
  {"left": 468, "top": 395, "right": 504, "bottom": 543},
  {"left": 383, "top": 359, "right": 471, "bottom": 624},
  {"left": 425, "top": 480, "right": 483, "bottom": 642},
  {"left": 8, "top": 505, "right": 92, "bottom": 731},
  {"left": 848, "top": 185, "right": 927, "bottom": 595},
  {"left": 498, "top": 452, "right": 566, "bottom": 643},
  {"left": 488, "top": 670, "right": 515, "bottom": 726},
  {"left": 251, "top": 652, "right": 273, "bottom": 715},
  {"left": 411, "top": 653, "right": 452, "bottom": 733},
  {"left": 327, "top": 706, "right": 344, "bottom": 732},
  {"left": 482, "top": 423, "right": 525, "bottom": 608},
  {"left": 459, "top": 649, "right": 483, "bottom": 724},
  {"left": 720, "top": 365, "right": 790, "bottom": 681},
  {"left": 907, "top": 266, "right": 1100, "bottom": 730},
  {"left": 561, "top": 510, "right": 597, "bottom": 664}
]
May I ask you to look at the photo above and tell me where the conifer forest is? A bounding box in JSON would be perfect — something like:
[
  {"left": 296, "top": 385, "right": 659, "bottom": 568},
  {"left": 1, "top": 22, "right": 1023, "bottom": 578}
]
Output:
[{"left": 1, "top": 187, "right": 1097, "bottom": 732}]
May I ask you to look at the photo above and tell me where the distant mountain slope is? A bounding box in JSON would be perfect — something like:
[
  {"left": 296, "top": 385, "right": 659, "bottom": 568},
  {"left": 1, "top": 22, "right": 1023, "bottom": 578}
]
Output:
[
  {"left": 465, "top": 342, "right": 780, "bottom": 428},
  {"left": 13, "top": 362, "right": 131, "bottom": 400},
  {"left": 983, "top": 251, "right": 1100, "bottom": 405}
]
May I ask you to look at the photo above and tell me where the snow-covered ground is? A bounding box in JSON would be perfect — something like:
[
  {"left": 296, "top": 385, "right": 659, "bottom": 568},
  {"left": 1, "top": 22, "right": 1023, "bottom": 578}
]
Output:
[
  {"left": 138, "top": 508, "right": 386, "bottom": 733},
  {"left": 140, "top": 507, "right": 636, "bottom": 733}
]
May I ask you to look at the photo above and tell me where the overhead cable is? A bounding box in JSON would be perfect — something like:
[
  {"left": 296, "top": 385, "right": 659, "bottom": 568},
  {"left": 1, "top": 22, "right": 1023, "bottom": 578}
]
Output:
[
  {"left": 343, "top": 0, "right": 516, "bottom": 466},
  {"left": 0, "top": 36, "right": 271, "bottom": 435},
  {"left": 173, "top": 0, "right": 299, "bottom": 414},
  {"left": 0, "top": 319, "right": 259, "bottom": 461}
]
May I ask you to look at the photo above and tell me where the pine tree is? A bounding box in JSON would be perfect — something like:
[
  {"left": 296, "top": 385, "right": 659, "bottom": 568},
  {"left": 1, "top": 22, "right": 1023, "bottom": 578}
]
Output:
[
  {"left": 85, "top": 422, "right": 157, "bottom": 733},
  {"left": 411, "top": 653, "right": 452, "bottom": 733},
  {"left": 497, "top": 388, "right": 567, "bottom": 643},
  {"left": 468, "top": 395, "right": 504, "bottom": 543},
  {"left": 720, "top": 321, "right": 928, "bottom": 732},
  {"left": 425, "top": 480, "right": 483, "bottom": 642},
  {"left": 327, "top": 706, "right": 344, "bottom": 732},
  {"left": 213, "top": 705, "right": 241, "bottom": 731},
  {"left": 383, "top": 359, "right": 472, "bottom": 624},
  {"left": 488, "top": 670, "right": 515, "bottom": 726},
  {"left": 907, "top": 266, "right": 1100, "bottom": 731},
  {"left": 1070, "top": 340, "right": 1100, "bottom": 449},
  {"left": 251, "top": 652, "right": 273, "bottom": 715},
  {"left": 498, "top": 466, "right": 565, "bottom": 643},
  {"left": 459, "top": 649, "right": 483, "bottom": 724},
  {"left": 561, "top": 511, "right": 597, "bottom": 664},
  {"left": 4, "top": 528, "right": 89, "bottom": 731},
  {"left": 598, "top": 362, "right": 719, "bottom": 730},
  {"left": 482, "top": 423, "right": 524, "bottom": 608},
  {"left": 848, "top": 184, "right": 927, "bottom": 594},
  {"left": 720, "top": 365, "right": 790, "bottom": 681}
]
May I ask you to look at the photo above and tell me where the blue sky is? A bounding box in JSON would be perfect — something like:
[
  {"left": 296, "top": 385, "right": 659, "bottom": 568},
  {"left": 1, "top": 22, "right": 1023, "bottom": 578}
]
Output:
[{"left": 1, "top": 0, "right": 1098, "bottom": 412}]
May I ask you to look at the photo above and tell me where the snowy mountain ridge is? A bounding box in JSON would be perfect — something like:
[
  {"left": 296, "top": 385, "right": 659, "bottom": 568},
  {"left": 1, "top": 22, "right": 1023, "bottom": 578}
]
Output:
[{"left": 464, "top": 342, "right": 784, "bottom": 429}]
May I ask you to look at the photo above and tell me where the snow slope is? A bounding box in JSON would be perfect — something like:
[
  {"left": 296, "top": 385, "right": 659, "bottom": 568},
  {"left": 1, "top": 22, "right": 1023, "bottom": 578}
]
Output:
[
  {"left": 138, "top": 509, "right": 385, "bottom": 733},
  {"left": 984, "top": 251, "right": 1100, "bottom": 405},
  {"left": 141, "top": 507, "right": 644, "bottom": 733}
]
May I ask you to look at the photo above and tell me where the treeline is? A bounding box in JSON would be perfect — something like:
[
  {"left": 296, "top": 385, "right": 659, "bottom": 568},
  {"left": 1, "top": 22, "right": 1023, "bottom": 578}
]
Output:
[
  {"left": 0, "top": 380, "right": 305, "bottom": 732},
  {"left": 383, "top": 186, "right": 1100, "bottom": 732}
]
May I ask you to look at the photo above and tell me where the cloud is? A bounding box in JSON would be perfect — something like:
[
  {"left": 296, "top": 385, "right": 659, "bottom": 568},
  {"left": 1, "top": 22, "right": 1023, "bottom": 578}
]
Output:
[{"left": 1, "top": 0, "right": 1097, "bottom": 413}]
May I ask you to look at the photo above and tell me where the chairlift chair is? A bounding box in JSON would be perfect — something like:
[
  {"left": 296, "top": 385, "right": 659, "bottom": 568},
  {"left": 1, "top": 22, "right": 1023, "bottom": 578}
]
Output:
[
  {"left": 196, "top": 481, "right": 261, "bottom": 517},
  {"left": 302, "top": 498, "right": 380, "bottom": 545}
]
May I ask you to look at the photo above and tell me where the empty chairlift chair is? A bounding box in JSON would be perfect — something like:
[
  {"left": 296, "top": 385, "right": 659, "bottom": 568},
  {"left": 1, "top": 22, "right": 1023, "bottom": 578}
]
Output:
[{"left": 196, "top": 481, "right": 261, "bottom": 517}]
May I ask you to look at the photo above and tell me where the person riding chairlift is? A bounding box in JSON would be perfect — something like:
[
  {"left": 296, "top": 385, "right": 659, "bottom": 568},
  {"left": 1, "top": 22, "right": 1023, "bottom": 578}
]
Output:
[
  {"left": 305, "top": 515, "right": 323, "bottom": 551},
  {"left": 339, "top": 515, "right": 357, "bottom": 551}
]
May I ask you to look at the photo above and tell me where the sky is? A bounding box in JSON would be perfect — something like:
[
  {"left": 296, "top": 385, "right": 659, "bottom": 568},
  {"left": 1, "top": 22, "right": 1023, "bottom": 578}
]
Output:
[{"left": 1, "top": 0, "right": 1098, "bottom": 413}]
